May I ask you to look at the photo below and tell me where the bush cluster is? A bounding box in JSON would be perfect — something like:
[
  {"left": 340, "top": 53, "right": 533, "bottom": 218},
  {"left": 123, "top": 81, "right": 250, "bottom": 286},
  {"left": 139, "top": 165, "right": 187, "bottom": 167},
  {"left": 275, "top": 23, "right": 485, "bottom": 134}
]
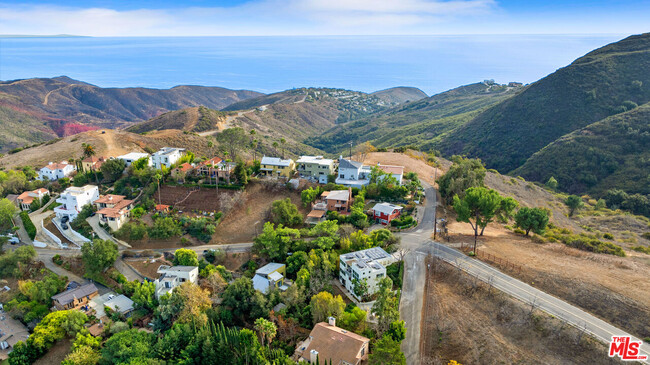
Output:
[{"left": 20, "top": 211, "right": 36, "bottom": 240}]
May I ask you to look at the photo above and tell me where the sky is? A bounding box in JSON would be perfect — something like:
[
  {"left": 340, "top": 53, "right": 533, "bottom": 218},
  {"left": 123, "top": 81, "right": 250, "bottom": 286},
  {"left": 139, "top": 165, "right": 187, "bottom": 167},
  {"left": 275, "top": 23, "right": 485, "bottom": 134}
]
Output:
[{"left": 0, "top": 0, "right": 649, "bottom": 36}]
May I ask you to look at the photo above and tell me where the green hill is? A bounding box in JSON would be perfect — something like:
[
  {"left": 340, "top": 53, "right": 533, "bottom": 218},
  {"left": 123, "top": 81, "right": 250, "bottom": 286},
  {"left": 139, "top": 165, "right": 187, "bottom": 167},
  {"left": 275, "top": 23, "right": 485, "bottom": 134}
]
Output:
[
  {"left": 306, "top": 82, "right": 518, "bottom": 154},
  {"left": 512, "top": 102, "right": 650, "bottom": 195},
  {"left": 435, "top": 33, "right": 650, "bottom": 173}
]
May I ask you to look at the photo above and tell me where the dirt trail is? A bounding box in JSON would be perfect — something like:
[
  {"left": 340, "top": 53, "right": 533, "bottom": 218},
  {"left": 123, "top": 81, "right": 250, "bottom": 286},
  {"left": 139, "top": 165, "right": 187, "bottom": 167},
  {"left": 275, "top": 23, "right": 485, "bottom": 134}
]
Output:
[{"left": 197, "top": 109, "right": 256, "bottom": 136}]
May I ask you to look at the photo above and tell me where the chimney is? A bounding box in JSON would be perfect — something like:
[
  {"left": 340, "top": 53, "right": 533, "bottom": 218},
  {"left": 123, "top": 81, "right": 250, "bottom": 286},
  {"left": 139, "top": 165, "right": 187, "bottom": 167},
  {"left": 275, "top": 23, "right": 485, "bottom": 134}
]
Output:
[
  {"left": 108, "top": 196, "right": 113, "bottom": 201},
  {"left": 310, "top": 349, "right": 319, "bottom": 364},
  {"left": 48, "top": 162, "right": 53, "bottom": 165},
  {"left": 328, "top": 316, "right": 336, "bottom": 327}
]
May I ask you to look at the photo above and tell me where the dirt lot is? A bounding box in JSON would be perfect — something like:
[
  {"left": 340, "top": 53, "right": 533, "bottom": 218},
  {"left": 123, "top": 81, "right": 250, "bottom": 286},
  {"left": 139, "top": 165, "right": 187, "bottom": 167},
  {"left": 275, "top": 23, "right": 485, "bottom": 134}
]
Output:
[
  {"left": 421, "top": 257, "right": 618, "bottom": 365},
  {"left": 364, "top": 151, "right": 448, "bottom": 187},
  {"left": 211, "top": 180, "right": 308, "bottom": 244},
  {"left": 157, "top": 184, "right": 242, "bottom": 213},
  {"left": 34, "top": 338, "right": 72, "bottom": 365}
]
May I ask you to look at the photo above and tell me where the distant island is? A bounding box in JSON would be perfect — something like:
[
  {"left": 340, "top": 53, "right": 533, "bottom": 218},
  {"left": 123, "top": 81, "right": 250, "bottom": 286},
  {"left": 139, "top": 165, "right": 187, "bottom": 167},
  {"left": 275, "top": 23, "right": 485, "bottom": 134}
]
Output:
[{"left": 0, "top": 34, "right": 88, "bottom": 38}]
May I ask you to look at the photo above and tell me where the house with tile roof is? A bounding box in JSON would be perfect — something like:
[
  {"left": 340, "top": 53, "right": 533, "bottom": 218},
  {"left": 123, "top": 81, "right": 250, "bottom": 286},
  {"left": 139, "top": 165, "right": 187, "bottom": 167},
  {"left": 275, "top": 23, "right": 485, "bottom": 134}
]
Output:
[
  {"left": 16, "top": 188, "right": 49, "bottom": 211},
  {"left": 197, "top": 157, "right": 236, "bottom": 184},
  {"left": 38, "top": 161, "right": 75, "bottom": 181},
  {"left": 295, "top": 318, "right": 370, "bottom": 364},
  {"left": 81, "top": 156, "right": 109, "bottom": 172},
  {"left": 171, "top": 163, "right": 195, "bottom": 183},
  {"left": 94, "top": 194, "right": 133, "bottom": 231}
]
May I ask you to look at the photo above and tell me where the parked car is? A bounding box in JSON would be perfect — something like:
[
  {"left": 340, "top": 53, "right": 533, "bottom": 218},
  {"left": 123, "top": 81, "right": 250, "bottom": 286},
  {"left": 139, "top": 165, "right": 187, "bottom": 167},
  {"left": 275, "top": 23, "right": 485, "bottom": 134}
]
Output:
[
  {"left": 90, "top": 212, "right": 96, "bottom": 217},
  {"left": 61, "top": 216, "right": 70, "bottom": 223},
  {"left": 61, "top": 223, "right": 69, "bottom": 230},
  {"left": 8, "top": 237, "right": 20, "bottom": 245}
]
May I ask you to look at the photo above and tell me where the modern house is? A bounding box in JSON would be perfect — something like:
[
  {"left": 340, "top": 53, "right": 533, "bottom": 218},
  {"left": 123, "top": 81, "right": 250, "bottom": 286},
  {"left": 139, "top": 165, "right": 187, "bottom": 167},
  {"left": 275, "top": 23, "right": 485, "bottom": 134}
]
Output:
[
  {"left": 197, "top": 157, "right": 236, "bottom": 184},
  {"left": 16, "top": 188, "right": 49, "bottom": 211},
  {"left": 51, "top": 283, "right": 99, "bottom": 310},
  {"left": 95, "top": 194, "right": 133, "bottom": 231},
  {"left": 0, "top": 315, "right": 30, "bottom": 360},
  {"left": 117, "top": 152, "right": 151, "bottom": 167},
  {"left": 151, "top": 147, "right": 186, "bottom": 169},
  {"left": 54, "top": 185, "right": 100, "bottom": 221},
  {"left": 260, "top": 156, "right": 295, "bottom": 178},
  {"left": 295, "top": 318, "right": 370, "bottom": 365},
  {"left": 296, "top": 156, "right": 335, "bottom": 183},
  {"left": 339, "top": 247, "right": 395, "bottom": 300},
  {"left": 81, "top": 156, "right": 109, "bottom": 172},
  {"left": 335, "top": 158, "right": 371, "bottom": 188},
  {"left": 38, "top": 161, "right": 75, "bottom": 181},
  {"left": 253, "top": 263, "right": 289, "bottom": 293},
  {"left": 154, "top": 265, "right": 199, "bottom": 299},
  {"left": 371, "top": 202, "right": 403, "bottom": 225},
  {"left": 321, "top": 188, "right": 352, "bottom": 214},
  {"left": 104, "top": 294, "right": 135, "bottom": 316}
]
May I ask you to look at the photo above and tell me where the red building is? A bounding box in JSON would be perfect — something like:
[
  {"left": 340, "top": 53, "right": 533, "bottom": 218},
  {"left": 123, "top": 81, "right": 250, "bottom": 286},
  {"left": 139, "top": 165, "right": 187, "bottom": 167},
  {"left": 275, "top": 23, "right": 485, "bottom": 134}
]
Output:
[{"left": 372, "top": 202, "right": 403, "bottom": 225}]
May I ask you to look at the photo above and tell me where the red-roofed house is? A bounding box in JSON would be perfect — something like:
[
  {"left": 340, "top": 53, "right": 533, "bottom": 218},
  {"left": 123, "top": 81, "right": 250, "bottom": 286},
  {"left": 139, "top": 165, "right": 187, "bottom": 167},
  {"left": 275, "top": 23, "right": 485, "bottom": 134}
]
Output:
[
  {"left": 16, "top": 188, "right": 50, "bottom": 211},
  {"left": 171, "top": 163, "right": 195, "bottom": 182},
  {"left": 38, "top": 161, "right": 75, "bottom": 181},
  {"left": 82, "top": 156, "right": 109, "bottom": 172},
  {"left": 197, "top": 157, "right": 236, "bottom": 184},
  {"left": 95, "top": 194, "right": 133, "bottom": 231}
]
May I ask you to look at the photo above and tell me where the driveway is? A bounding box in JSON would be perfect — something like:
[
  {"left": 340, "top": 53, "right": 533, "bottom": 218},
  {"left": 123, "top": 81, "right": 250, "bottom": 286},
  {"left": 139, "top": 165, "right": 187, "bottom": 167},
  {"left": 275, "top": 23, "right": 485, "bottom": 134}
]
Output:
[{"left": 86, "top": 215, "right": 131, "bottom": 248}]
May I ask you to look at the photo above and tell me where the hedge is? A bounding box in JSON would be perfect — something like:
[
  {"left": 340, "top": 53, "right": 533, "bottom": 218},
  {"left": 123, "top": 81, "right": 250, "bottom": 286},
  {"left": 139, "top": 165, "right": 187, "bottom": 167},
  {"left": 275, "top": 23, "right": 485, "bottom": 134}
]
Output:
[{"left": 20, "top": 211, "right": 36, "bottom": 240}]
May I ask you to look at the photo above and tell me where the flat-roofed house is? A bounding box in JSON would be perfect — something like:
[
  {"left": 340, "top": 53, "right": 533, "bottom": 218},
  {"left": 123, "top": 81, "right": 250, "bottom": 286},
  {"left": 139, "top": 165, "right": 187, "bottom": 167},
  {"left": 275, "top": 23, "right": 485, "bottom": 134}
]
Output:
[
  {"left": 296, "top": 156, "right": 335, "bottom": 183},
  {"left": 339, "top": 247, "right": 395, "bottom": 300},
  {"left": 51, "top": 283, "right": 99, "bottom": 310},
  {"left": 117, "top": 152, "right": 151, "bottom": 167},
  {"left": 54, "top": 185, "right": 100, "bottom": 221},
  {"left": 151, "top": 147, "right": 186, "bottom": 169},
  {"left": 260, "top": 156, "right": 295, "bottom": 178},
  {"left": 38, "top": 161, "right": 75, "bottom": 181},
  {"left": 295, "top": 318, "right": 370, "bottom": 364},
  {"left": 16, "top": 188, "right": 49, "bottom": 211},
  {"left": 154, "top": 265, "right": 198, "bottom": 299}
]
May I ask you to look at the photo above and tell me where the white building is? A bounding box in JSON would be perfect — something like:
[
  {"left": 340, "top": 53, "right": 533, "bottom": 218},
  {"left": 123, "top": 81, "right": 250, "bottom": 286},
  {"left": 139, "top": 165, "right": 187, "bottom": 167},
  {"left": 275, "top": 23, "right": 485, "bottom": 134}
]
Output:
[
  {"left": 54, "top": 185, "right": 100, "bottom": 221},
  {"left": 154, "top": 265, "right": 198, "bottom": 299},
  {"left": 117, "top": 152, "right": 151, "bottom": 167},
  {"left": 335, "top": 158, "right": 371, "bottom": 188},
  {"left": 151, "top": 147, "right": 186, "bottom": 169},
  {"left": 339, "top": 247, "right": 395, "bottom": 300},
  {"left": 37, "top": 161, "right": 75, "bottom": 181}
]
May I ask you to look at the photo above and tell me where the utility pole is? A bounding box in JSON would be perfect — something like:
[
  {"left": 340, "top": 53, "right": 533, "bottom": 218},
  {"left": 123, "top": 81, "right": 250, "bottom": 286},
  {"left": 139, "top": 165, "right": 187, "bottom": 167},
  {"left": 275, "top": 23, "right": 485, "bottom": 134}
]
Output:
[{"left": 349, "top": 141, "right": 353, "bottom": 160}]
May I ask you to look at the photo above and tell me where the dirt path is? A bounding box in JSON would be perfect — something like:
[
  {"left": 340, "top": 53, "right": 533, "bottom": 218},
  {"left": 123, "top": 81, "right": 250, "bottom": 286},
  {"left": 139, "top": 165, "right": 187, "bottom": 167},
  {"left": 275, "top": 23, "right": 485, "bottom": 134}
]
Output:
[{"left": 197, "top": 109, "right": 256, "bottom": 136}]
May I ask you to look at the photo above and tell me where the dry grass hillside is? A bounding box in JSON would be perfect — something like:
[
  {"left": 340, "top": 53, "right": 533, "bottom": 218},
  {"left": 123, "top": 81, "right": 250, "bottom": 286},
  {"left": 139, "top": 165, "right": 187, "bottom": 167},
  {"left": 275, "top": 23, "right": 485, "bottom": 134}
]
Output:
[
  {"left": 0, "top": 129, "right": 213, "bottom": 169},
  {"left": 366, "top": 151, "right": 650, "bottom": 341}
]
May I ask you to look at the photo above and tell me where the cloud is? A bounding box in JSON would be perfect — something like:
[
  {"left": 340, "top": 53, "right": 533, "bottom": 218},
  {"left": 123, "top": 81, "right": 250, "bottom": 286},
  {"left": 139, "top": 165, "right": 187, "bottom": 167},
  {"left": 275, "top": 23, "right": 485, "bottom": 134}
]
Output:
[{"left": 0, "top": 0, "right": 497, "bottom": 36}]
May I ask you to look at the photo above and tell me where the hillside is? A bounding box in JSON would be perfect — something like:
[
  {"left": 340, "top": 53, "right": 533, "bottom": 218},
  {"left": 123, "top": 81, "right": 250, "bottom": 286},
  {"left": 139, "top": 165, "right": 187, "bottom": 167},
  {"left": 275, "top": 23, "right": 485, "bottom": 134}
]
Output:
[
  {"left": 0, "top": 76, "right": 262, "bottom": 152},
  {"left": 127, "top": 106, "right": 230, "bottom": 134},
  {"left": 435, "top": 33, "right": 650, "bottom": 174},
  {"left": 370, "top": 86, "right": 428, "bottom": 105},
  {"left": 512, "top": 102, "right": 650, "bottom": 195},
  {"left": 307, "top": 82, "right": 519, "bottom": 154}
]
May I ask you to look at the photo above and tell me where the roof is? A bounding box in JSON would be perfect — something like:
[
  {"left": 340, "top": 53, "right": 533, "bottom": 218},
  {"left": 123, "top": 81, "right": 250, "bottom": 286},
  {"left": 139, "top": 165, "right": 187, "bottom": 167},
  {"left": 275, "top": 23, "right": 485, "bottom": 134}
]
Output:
[
  {"left": 296, "top": 155, "right": 334, "bottom": 165},
  {"left": 154, "top": 147, "right": 185, "bottom": 156},
  {"left": 307, "top": 209, "right": 327, "bottom": 218},
  {"left": 253, "top": 274, "right": 271, "bottom": 293},
  {"left": 323, "top": 189, "right": 350, "bottom": 202},
  {"left": 340, "top": 247, "right": 394, "bottom": 274},
  {"left": 41, "top": 162, "right": 71, "bottom": 170},
  {"left": 338, "top": 158, "right": 363, "bottom": 170},
  {"left": 97, "top": 206, "right": 128, "bottom": 218},
  {"left": 155, "top": 204, "right": 170, "bottom": 211},
  {"left": 95, "top": 194, "right": 126, "bottom": 204},
  {"left": 376, "top": 164, "right": 404, "bottom": 175},
  {"left": 52, "top": 283, "right": 98, "bottom": 305},
  {"left": 261, "top": 156, "right": 293, "bottom": 167},
  {"left": 17, "top": 191, "right": 34, "bottom": 204},
  {"left": 174, "top": 163, "right": 194, "bottom": 172},
  {"left": 301, "top": 323, "right": 369, "bottom": 364},
  {"left": 268, "top": 271, "right": 284, "bottom": 282},
  {"left": 199, "top": 157, "right": 223, "bottom": 166},
  {"left": 372, "top": 202, "right": 403, "bottom": 215},
  {"left": 0, "top": 315, "right": 30, "bottom": 348},
  {"left": 62, "top": 185, "right": 98, "bottom": 197},
  {"left": 256, "top": 263, "right": 285, "bottom": 276},
  {"left": 118, "top": 152, "right": 150, "bottom": 160},
  {"left": 104, "top": 294, "right": 134, "bottom": 313},
  {"left": 83, "top": 156, "right": 107, "bottom": 163},
  {"left": 158, "top": 265, "right": 198, "bottom": 274}
]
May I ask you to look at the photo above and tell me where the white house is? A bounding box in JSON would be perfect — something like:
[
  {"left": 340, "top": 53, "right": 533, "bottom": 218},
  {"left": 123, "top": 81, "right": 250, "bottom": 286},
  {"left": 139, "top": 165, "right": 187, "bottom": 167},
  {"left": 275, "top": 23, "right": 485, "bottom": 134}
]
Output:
[
  {"left": 339, "top": 247, "right": 395, "bottom": 300},
  {"left": 154, "top": 265, "right": 198, "bottom": 299},
  {"left": 37, "top": 161, "right": 75, "bottom": 181},
  {"left": 151, "top": 147, "right": 186, "bottom": 169},
  {"left": 117, "top": 152, "right": 151, "bottom": 167},
  {"left": 54, "top": 185, "right": 100, "bottom": 221},
  {"left": 335, "top": 158, "right": 371, "bottom": 188}
]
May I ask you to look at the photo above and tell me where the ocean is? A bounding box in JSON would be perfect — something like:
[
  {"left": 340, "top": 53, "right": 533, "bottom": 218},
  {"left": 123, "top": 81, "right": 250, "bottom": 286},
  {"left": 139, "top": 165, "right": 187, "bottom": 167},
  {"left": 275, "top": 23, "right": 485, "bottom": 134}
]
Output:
[{"left": 0, "top": 35, "right": 622, "bottom": 95}]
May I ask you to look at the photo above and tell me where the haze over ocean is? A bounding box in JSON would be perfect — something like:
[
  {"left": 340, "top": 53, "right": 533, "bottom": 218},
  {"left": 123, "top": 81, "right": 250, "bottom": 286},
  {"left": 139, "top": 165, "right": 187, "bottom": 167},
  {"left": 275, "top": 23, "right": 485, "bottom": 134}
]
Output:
[{"left": 0, "top": 35, "right": 621, "bottom": 95}]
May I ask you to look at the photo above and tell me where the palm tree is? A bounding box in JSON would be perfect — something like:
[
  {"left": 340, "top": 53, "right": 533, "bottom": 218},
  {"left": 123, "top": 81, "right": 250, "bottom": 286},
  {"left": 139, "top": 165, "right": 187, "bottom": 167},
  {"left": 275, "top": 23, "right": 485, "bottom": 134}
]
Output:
[
  {"left": 81, "top": 143, "right": 100, "bottom": 183},
  {"left": 154, "top": 171, "right": 163, "bottom": 205},
  {"left": 254, "top": 318, "right": 277, "bottom": 347},
  {"left": 251, "top": 139, "right": 259, "bottom": 162},
  {"left": 280, "top": 138, "right": 286, "bottom": 159}
]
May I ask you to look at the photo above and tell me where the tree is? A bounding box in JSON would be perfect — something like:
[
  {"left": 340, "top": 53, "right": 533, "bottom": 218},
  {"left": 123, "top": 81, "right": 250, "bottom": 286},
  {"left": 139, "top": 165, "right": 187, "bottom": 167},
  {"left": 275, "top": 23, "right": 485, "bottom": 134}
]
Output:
[
  {"left": 233, "top": 161, "right": 249, "bottom": 185},
  {"left": 286, "top": 251, "right": 308, "bottom": 276},
  {"left": 310, "top": 291, "right": 345, "bottom": 324},
  {"left": 371, "top": 277, "right": 399, "bottom": 335},
  {"left": 0, "top": 198, "right": 17, "bottom": 229},
  {"left": 496, "top": 196, "right": 519, "bottom": 223},
  {"left": 81, "top": 143, "right": 96, "bottom": 160},
  {"left": 437, "top": 156, "right": 486, "bottom": 205},
  {"left": 216, "top": 127, "right": 248, "bottom": 160},
  {"left": 100, "top": 158, "right": 126, "bottom": 183},
  {"left": 368, "top": 336, "right": 406, "bottom": 365},
  {"left": 81, "top": 239, "right": 118, "bottom": 277},
  {"left": 173, "top": 248, "right": 199, "bottom": 266},
  {"left": 565, "top": 195, "right": 584, "bottom": 217},
  {"left": 352, "top": 278, "right": 369, "bottom": 300},
  {"left": 130, "top": 281, "right": 157, "bottom": 311},
  {"left": 280, "top": 138, "right": 286, "bottom": 159},
  {"left": 387, "top": 320, "right": 407, "bottom": 342},
  {"left": 253, "top": 222, "right": 300, "bottom": 262},
  {"left": 338, "top": 306, "right": 367, "bottom": 333},
  {"left": 254, "top": 318, "right": 277, "bottom": 347},
  {"left": 270, "top": 198, "right": 303, "bottom": 226},
  {"left": 545, "top": 176, "right": 558, "bottom": 191},
  {"left": 514, "top": 207, "right": 549, "bottom": 236},
  {"left": 355, "top": 142, "right": 377, "bottom": 163},
  {"left": 148, "top": 217, "right": 182, "bottom": 239},
  {"left": 100, "top": 329, "right": 155, "bottom": 365},
  {"left": 301, "top": 187, "right": 321, "bottom": 207},
  {"left": 222, "top": 277, "right": 267, "bottom": 319},
  {"left": 452, "top": 187, "right": 501, "bottom": 252}
]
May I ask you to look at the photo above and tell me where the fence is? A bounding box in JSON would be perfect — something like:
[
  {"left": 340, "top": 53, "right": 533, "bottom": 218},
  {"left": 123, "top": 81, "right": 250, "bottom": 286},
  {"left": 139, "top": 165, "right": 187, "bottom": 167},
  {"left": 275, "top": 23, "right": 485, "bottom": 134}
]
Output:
[
  {"left": 41, "top": 220, "right": 63, "bottom": 247},
  {"left": 459, "top": 242, "right": 522, "bottom": 273}
]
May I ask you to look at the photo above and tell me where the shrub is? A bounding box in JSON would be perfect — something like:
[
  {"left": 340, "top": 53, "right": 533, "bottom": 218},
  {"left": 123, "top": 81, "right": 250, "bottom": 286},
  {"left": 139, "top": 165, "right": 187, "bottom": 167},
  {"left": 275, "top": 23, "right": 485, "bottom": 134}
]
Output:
[
  {"left": 642, "top": 232, "right": 650, "bottom": 240},
  {"left": 631, "top": 246, "right": 650, "bottom": 254},
  {"left": 20, "top": 211, "right": 36, "bottom": 240},
  {"left": 513, "top": 228, "right": 526, "bottom": 235},
  {"left": 52, "top": 254, "right": 63, "bottom": 265}
]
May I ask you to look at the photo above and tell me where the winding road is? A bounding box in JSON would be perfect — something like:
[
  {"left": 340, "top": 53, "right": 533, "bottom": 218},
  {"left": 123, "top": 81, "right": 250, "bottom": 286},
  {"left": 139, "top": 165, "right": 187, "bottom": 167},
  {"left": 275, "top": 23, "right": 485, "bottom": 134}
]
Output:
[{"left": 397, "top": 182, "right": 650, "bottom": 364}]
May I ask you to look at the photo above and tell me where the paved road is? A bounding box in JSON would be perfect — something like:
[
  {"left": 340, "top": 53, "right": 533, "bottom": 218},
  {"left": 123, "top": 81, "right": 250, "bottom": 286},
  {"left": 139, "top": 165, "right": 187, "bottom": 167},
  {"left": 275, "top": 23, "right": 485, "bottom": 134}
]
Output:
[
  {"left": 87, "top": 215, "right": 132, "bottom": 248},
  {"left": 419, "top": 241, "right": 650, "bottom": 363}
]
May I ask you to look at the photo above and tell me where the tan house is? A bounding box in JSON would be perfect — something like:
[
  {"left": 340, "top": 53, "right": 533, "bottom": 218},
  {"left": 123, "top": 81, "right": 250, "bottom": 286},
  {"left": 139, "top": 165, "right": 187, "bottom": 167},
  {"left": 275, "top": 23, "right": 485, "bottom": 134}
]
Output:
[
  {"left": 321, "top": 188, "right": 352, "bottom": 214},
  {"left": 82, "top": 156, "right": 109, "bottom": 172},
  {"left": 260, "top": 156, "right": 295, "bottom": 179},
  {"left": 95, "top": 194, "right": 133, "bottom": 231},
  {"left": 16, "top": 188, "right": 49, "bottom": 211},
  {"left": 296, "top": 318, "right": 370, "bottom": 364},
  {"left": 197, "top": 157, "right": 236, "bottom": 184},
  {"left": 52, "top": 282, "right": 98, "bottom": 310}
]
